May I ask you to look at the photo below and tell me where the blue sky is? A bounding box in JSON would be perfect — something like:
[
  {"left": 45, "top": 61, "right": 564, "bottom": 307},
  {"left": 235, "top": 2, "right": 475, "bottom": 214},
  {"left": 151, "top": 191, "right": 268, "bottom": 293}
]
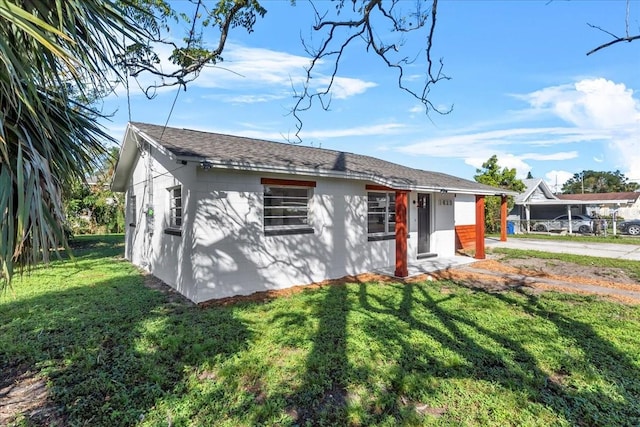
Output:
[{"left": 102, "top": 0, "right": 640, "bottom": 190}]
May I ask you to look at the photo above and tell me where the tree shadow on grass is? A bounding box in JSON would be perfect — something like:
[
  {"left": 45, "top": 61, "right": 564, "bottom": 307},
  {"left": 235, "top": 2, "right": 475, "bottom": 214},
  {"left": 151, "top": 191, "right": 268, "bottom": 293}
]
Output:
[
  {"left": 0, "top": 263, "right": 250, "bottom": 426},
  {"left": 287, "top": 284, "right": 351, "bottom": 425},
  {"left": 490, "top": 287, "right": 640, "bottom": 425},
  {"left": 355, "top": 280, "right": 640, "bottom": 425}
]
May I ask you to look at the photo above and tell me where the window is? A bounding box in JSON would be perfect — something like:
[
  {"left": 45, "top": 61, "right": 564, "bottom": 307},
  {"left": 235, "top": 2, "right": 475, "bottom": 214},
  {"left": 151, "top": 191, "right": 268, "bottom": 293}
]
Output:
[
  {"left": 129, "top": 195, "right": 136, "bottom": 226},
  {"left": 368, "top": 192, "right": 396, "bottom": 238},
  {"left": 168, "top": 186, "right": 182, "bottom": 228},
  {"left": 262, "top": 178, "right": 315, "bottom": 236}
]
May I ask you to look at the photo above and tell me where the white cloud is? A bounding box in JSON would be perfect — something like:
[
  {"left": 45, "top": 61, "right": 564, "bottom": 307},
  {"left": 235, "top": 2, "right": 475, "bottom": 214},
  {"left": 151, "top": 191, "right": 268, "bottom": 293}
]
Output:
[
  {"left": 525, "top": 78, "right": 640, "bottom": 129},
  {"left": 523, "top": 78, "right": 640, "bottom": 175},
  {"left": 396, "top": 77, "right": 640, "bottom": 178},
  {"left": 110, "top": 43, "right": 377, "bottom": 102},
  {"left": 169, "top": 122, "right": 408, "bottom": 143},
  {"left": 301, "top": 123, "right": 405, "bottom": 139},
  {"left": 521, "top": 151, "right": 578, "bottom": 161},
  {"left": 189, "top": 45, "right": 377, "bottom": 100},
  {"left": 314, "top": 76, "right": 377, "bottom": 99},
  {"left": 544, "top": 170, "right": 575, "bottom": 192},
  {"left": 217, "top": 93, "right": 289, "bottom": 104}
]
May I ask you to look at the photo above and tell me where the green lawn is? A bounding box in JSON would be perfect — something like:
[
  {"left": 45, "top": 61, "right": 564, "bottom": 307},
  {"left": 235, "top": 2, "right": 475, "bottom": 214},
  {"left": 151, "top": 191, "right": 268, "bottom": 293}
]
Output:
[
  {"left": 2, "top": 236, "right": 639, "bottom": 426},
  {"left": 488, "top": 232, "right": 640, "bottom": 245}
]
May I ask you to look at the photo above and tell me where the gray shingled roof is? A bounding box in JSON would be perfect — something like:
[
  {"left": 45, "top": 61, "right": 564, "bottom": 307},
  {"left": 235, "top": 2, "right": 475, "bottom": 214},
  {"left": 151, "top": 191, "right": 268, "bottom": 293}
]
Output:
[
  {"left": 557, "top": 192, "right": 640, "bottom": 202},
  {"left": 131, "top": 122, "right": 508, "bottom": 194}
]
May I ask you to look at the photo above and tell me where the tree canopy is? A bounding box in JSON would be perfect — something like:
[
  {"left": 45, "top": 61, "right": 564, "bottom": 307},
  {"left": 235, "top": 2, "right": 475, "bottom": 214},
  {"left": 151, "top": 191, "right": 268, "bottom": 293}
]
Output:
[
  {"left": 561, "top": 170, "right": 640, "bottom": 194},
  {"left": 0, "top": 0, "right": 148, "bottom": 288},
  {"left": 474, "top": 155, "right": 525, "bottom": 233}
]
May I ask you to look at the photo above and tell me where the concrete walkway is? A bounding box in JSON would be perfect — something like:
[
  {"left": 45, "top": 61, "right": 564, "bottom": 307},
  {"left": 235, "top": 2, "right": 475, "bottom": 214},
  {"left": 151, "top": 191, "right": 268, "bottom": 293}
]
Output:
[
  {"left": 485, "top": 237, "right": 640, "bottom": 261},
  {"left": 375, "top": 256, "right": 477, "bottom": 278}
]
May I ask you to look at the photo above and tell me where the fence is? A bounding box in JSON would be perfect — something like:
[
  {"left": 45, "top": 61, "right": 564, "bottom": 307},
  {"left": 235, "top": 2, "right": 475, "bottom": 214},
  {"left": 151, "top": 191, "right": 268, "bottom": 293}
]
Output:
[{"left": 507, "top": 218, "right": 615, "bottom": 236}]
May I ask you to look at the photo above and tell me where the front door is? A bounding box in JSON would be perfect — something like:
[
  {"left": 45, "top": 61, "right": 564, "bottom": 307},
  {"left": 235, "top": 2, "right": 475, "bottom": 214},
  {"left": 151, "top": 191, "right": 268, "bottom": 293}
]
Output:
[{"left": 417, "top": 193, "right": 431, "bottom": 255}]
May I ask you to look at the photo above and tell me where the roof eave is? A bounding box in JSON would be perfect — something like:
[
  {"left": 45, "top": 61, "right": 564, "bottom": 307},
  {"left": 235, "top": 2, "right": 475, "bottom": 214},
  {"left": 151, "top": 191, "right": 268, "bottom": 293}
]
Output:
[
  {"left": 191, "top": 157, "right": 514, "bottom": 196},
  {"left": 111, "top": 124, "right": 182, "bottom": 192},
  {"left": 111, "top": 124, "right": 137, "bottom": 192}
]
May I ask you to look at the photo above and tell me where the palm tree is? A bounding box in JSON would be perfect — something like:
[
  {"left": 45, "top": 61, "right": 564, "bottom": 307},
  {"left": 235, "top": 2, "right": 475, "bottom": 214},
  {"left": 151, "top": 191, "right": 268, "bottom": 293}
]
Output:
[{"left": 0, "top": 1, "right": 144, "bottom": 288}]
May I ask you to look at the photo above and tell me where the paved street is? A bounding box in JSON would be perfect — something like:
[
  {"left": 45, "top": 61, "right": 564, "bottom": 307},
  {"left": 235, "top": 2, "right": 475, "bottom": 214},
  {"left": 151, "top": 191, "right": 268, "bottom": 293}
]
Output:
[{"left": 486, "top": 237, "right": 640, "bottom": 261}]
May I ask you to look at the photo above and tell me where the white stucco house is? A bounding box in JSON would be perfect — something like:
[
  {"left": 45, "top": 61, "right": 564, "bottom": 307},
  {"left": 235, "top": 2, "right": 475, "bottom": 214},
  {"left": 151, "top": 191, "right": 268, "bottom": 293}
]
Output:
[{"left": 111, "top": 122, "right": 511, "bottom": 303}]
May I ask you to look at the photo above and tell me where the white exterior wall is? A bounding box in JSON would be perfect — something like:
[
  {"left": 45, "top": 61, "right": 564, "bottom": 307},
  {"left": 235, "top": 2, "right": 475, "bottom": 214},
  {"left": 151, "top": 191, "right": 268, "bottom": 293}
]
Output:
[
  {"left": 593, "top": 199, "right": 640, "bottom": 220},
  {"left": 407, "top": 192, "right": 418, "bottom": 258},
  {"left": 433, "top": 193, "right": 456, "bottom": 257},
  {"left": 191, "top": 169, "right": 397, "bottom": 302},
  {"left": 454, "top": 194, "right": 476, "bottom": 225},
  {"left": 617, "top": 199, "right": 640, "bottom": 219},
  {"left": 123, "top": 144, "right": 198, "bottom": 301},
  {"left": 123, "top": 154, "right": 470, "bottom": 302}
]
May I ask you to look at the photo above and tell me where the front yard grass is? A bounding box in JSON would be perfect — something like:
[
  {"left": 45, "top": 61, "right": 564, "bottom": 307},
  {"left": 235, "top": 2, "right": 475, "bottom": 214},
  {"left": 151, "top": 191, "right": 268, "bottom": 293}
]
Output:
[
  {"left": 1, "top": 235, "right": 639, "bottom": 426},
  {"left": 491, "top": 232, "right": 640, "bottom": 245}
]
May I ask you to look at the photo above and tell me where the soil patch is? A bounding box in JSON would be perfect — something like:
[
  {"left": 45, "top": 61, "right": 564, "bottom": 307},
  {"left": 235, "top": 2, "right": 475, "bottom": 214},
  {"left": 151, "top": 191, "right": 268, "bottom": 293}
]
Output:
[
  {"left": 434, "top": 255, "right": 640, "bottom": 305},
  {"left": 0, "top": 364, "right": 64, "bottom": 426}
]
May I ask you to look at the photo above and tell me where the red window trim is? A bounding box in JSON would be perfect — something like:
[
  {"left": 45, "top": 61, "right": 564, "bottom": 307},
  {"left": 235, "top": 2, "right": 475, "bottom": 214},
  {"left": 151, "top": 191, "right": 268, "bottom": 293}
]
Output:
[
  {"left": 366, "top": 184, "right": 395, "bottom": 192},
  {"left": 261, "top": 178, "right": 316, "bottom": 187}
]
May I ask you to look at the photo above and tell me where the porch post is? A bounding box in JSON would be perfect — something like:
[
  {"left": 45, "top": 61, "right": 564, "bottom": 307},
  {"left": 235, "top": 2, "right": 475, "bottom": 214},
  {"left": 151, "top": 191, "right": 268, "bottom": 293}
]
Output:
[
  {"left": 566, "top": 205, "right": 573, "bottom": 234},
  {"left": 500, "top": 194, "right": 508, "bottom": 242},
  {"left": 475, "top": 195, "right": 486, "bottom": 259},
  {"left": 395, "top": 191, "right": 408, "bottom": 277}
]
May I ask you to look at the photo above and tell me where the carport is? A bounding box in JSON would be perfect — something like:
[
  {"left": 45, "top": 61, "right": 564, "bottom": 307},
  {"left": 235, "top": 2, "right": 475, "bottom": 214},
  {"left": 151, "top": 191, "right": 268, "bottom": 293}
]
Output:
[{"left": 520, "top": 198, "right": 630, "bottom": 234}]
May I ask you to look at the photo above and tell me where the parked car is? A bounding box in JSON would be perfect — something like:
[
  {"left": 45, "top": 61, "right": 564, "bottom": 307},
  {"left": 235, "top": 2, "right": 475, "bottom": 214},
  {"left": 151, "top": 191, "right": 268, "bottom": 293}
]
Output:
[
  {"left": 618, "top": 219, "right": 640, "bottom": 236},
  {"left": 533, "top": 214, "right": 593, "bottom": 234}
]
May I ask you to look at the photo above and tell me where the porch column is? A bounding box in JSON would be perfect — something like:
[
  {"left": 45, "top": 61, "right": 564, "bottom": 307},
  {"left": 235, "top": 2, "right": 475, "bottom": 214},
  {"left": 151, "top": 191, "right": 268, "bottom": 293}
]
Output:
[
  {"left": 395, "top": 191, "right": 408, "bottom": 277},
  {"left": 475, "top": 195, "right": 486, "bottom": 259},
  {"left": 500, "top": 194, "right": 508, "bottom": 242},
  {"left": 566, "top": 205, "right": 573, "bottom": 234},
  {"left": 525, "top": 205, "right": 531, "bottom": 232}
]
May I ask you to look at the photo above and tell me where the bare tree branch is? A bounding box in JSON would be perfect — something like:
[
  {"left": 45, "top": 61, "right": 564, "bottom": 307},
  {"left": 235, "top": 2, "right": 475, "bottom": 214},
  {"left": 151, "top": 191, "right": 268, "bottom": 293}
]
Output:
[
  {"left": 288, "top": 0, "right": 450, "bottom": 141},
  {"left": 587, "top": 0, "right": 640, "bottom": 55},
  {"left": 587, "top": 23, "right": 640, "bottom": 55},
  {"left": 122, "top": 0, "right": 450, "bottom": 141}
]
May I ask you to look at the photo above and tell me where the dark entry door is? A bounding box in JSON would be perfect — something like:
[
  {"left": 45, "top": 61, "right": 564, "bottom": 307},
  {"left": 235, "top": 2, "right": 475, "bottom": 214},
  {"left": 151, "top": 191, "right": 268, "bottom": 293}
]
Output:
[{"left": 417, "top": 193, "right": 430, "bottom": 255}]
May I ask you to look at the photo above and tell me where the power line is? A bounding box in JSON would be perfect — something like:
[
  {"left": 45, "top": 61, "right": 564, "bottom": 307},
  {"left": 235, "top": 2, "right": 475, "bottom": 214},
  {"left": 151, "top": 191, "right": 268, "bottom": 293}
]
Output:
[{"left": 159, "top": 0, "right": 202, "bottom": 142}]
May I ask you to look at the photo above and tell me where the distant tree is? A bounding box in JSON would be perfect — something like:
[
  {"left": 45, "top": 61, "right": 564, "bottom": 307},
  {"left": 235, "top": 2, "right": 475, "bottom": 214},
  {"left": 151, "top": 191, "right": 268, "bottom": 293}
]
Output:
[
  {"left": 561, "top": 170, "right": 639, "bottom": 194},
  {"left": 63, "top": 148, "right": 124, "bottom": 235},
  {"left": 474, "top": 155, "right": 525, "bottom": 233},
  {"left": 526, "top": 171, "right": 534, "bottom": 179}
]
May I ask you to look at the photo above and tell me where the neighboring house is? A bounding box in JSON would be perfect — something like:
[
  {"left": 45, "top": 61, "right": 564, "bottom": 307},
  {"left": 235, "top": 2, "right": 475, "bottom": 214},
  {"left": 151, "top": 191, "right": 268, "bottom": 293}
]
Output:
[
  {"left": 556, "top": 192, "right": 640, "bottom": 220},
  {"left": 512, "top": 179, "right": 639, "bottom": 232},
  {"left": 512, "top": 179, "right": 563, "bottom": 223},
  {"left": 112, "top": 122, "right": 511, "bottom": 303}
]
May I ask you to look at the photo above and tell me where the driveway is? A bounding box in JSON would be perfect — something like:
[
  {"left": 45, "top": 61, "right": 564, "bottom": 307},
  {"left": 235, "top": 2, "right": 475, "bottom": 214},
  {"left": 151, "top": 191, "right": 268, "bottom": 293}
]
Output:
[{"left": 485, "top": 237, "right": 640, "bottom": 261}]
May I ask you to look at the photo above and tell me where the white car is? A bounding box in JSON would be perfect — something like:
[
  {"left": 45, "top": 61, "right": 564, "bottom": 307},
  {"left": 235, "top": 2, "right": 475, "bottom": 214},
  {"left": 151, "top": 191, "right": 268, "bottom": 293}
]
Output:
[{"left": 533, "top": 214, "right": 593, "bottom": 234}]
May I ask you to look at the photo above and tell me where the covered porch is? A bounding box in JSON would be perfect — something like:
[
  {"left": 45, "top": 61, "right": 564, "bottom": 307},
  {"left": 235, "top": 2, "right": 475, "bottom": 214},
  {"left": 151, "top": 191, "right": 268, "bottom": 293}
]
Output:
[
  {"left": 377, "top": 254, "right": 478, "bottom": 279},
  {"left": 394, "top": 192, "right": 511, "bottom": 278}
]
